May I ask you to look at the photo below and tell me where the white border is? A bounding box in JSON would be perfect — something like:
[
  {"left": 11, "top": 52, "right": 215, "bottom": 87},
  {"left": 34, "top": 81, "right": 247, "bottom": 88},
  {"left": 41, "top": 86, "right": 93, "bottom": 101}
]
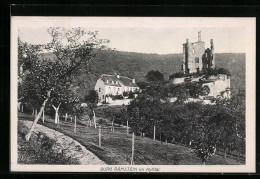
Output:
[{"left": 10, "top": 17, "right": 256, "bottom": 173}]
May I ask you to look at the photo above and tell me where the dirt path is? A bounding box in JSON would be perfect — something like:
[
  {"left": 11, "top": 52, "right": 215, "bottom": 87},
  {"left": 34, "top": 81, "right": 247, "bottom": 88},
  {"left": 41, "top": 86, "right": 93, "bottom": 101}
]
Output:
[{"left": 20, "top": 120, "right": 106, "bottom": 165}]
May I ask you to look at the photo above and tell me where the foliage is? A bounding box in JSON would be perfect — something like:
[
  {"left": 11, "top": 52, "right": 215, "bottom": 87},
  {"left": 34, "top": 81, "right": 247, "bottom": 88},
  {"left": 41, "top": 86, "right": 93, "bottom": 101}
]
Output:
[
  {"left": 169, "top": 68, "right": 232, "bottom": 81},
  {"left": 128, "top": 91, "right": 135, "bottom": 99},
  {"left": 122, "top": 91, "right": 129, "bottom": 97},
  {"left": 19, "top": 27, "right": 109, "bottom": 116},
  {"left": 139, "top": 78, "right": 210, "bottom": 102},
  {"left": 41, "top": 50, "right": 245, "bottom": 100},
  {"left": 145, "top": 70, "right": 164, "bottom": 82},
  {"left": 199, "top": 85, "right": 210, "bottom": 96},
  {"left": 169, "top": 72, "right": 185, "bottom": 79},
  {"left": 85, "top": 90, "right": 99, "bottom": 109},
  {"left": 107, "top": 94, "right": 124, "bottom": 100},
  {"left": 122, "top": 92, "right": 245, "bottom": 163}
]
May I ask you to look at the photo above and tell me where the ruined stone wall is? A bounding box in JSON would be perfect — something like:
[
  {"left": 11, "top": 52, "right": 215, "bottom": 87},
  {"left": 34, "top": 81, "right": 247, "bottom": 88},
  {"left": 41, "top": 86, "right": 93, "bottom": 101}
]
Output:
[
  {"left": 202, "top": 74, "right": 231, "bottom": 98},
  {"left": 184, "top": 41, "right": 205, "bottom": 73}
]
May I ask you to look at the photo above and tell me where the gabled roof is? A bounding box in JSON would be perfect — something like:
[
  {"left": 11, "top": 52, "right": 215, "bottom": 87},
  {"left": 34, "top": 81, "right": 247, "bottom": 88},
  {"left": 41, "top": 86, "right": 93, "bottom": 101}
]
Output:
[
  {"left": 100, "top": 74, "right": 139, "bottom": 88},
  {"left": 101, "top": 74, "right": 121, "bottom": 87},
  {"left": 119, "top": 76, "right": 139, "bottom": 87}
]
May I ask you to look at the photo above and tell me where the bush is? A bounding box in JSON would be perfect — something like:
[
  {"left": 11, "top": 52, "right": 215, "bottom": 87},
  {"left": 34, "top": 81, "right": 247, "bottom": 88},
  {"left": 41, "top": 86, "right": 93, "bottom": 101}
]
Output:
[
  {"left": 169, "top": 72, "right": 184, "bottom": 80},
  {"left": 123, "top": 91, "right": 129, "bottom": 97},
  {"left": 217, "top": 68, "right": 231, "bottom": 77},
  {"left": 112, "top": 94, "right": 124, "bottom": 100},
  {"left": 170, "top": 68, "right": 231, "bottom": 80},
  {"left": 128, "top": 91, "right": 135, "bottom": 99}
]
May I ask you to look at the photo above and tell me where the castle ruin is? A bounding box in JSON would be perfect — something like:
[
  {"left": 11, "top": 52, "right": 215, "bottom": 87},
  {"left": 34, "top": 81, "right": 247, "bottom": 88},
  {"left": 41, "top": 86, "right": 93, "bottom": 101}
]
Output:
[{"left": 182, "top": 31, "right": 215, "bottom": 74}]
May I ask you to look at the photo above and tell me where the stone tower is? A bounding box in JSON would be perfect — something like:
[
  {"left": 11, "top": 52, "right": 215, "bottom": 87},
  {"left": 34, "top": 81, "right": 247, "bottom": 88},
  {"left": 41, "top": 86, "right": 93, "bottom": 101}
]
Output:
[{"left": 182, "top": 32, "right": 215, "bottom": 74}]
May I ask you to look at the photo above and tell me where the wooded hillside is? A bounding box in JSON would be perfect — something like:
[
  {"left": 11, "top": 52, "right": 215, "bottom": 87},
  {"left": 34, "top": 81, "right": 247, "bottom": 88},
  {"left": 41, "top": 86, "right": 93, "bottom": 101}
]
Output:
[{"left": 42, "top": 50, "right": 245, "bottom": 99}]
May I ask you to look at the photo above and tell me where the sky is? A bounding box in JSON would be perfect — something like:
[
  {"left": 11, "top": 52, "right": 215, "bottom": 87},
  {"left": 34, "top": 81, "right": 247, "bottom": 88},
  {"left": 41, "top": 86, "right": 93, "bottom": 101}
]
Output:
[{"left": 18, "top": 17, "right": 248, "bottom": 54}]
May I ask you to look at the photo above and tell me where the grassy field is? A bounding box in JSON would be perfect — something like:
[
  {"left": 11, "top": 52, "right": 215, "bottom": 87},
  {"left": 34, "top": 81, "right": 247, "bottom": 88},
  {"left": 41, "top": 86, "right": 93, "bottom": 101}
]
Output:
[{"left": 18, "top": 112, "right": 243, "bottom": 165}]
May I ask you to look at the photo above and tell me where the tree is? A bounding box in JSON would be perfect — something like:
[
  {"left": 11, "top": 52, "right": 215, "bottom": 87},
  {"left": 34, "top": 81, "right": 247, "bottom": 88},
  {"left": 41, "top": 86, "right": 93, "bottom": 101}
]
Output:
[
  {"left": 169, "top": 72, "right": 184, "bottom": 80},
  {"left": 145, "top": 70, "right": 164, "bottom": 82},
  {"left": 217, "top": 68, "right": 231, "bottom": 77},
  {"left": 199, "top": 85, "right": 210, "bottom": 96},
  {"left": 85, "top": 89, "right": 99, "bottom": 128},
  {"left": 20, "top": 27, "right": 109, "bottom": 140},
  {"left": 85, "top": 90, "right": 99, "bottom": 108}
]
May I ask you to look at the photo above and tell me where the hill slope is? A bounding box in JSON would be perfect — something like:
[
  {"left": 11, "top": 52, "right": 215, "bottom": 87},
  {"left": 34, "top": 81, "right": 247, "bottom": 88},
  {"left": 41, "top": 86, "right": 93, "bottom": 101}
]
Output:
[
  {"left": 75, "top": 50, "right": 245, "bottom": 98},
  {"left": 41, "top": 50, "right": 245, "bottom": 99}
]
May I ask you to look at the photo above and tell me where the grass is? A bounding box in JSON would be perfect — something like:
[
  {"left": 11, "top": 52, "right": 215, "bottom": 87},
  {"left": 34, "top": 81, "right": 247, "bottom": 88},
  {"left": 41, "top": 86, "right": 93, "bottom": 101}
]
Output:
[
  {"left": 18, "top": 112, "right": 244, "bottom": 165},
  {"left": 18, "top": 121, "right": 79, "bottom": 165}
]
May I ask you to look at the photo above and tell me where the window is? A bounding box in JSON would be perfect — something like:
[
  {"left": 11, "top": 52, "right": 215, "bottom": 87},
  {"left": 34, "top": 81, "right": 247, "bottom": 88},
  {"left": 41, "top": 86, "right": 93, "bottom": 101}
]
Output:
[
  {"left": 102, "top": 95, "right": 104, "bottom": 99},
  {"left": 192, "top": 48, "right": 195, "bottom": 54},
  {"left": 195, "top": 57, "right": 199, "bottom": 63},
  {"left": 99, "top": 88, "right": 101, "bottom": 92}
]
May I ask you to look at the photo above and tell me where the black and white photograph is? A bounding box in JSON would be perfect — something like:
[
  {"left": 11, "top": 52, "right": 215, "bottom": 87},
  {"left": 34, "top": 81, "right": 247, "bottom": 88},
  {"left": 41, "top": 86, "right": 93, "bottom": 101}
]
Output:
[{"left": 10, "top": 17, "right": 255, "bottom": 172}]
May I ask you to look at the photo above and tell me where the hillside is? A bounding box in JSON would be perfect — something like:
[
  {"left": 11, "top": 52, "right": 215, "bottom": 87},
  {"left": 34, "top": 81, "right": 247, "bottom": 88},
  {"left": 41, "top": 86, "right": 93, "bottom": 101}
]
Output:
[{"left": 41, "top": 50, "right": 245, "bottom": 99}]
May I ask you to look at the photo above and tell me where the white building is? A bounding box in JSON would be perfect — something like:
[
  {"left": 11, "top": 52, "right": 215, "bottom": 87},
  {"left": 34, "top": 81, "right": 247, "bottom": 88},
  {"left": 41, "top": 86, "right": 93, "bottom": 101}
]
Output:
[
  {"left": 200, "top": 74, "right": 231, "bottom": 99},
  {"left": 172, "top": 74, "right": 231, "bottom": 99},
  {"left": 94, "top": 74, "right": 140, "bottom": 102}
]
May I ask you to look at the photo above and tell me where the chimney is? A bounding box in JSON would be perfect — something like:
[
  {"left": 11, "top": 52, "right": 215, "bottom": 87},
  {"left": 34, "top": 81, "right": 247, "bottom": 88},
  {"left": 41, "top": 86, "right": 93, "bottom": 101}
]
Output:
[
  {"left": 198, "top": 31, "right": 202, "bottom": 42},
  {"left": 132, "top": 79, "right": 135, "bottom": 83},
  {"left": 186, "top": 39, "right": 189, "bottom": 43},
  {"left": 116, "top": 74, "right": 120, "bottom": 79},
  {"left": 210, "top": 39, "right": 214, "bottom": 49}
]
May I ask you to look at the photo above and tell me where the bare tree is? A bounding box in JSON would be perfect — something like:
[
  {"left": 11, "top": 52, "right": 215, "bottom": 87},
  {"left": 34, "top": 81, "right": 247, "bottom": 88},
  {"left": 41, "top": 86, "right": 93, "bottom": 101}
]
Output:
[{"left": 19, "top": 27, "right": 109, "bottom": 141}]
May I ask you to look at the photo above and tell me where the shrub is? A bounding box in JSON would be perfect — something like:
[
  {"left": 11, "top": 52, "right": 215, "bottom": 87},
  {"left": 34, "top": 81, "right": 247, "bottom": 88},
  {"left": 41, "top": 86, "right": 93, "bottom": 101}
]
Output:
[
  {"left": 112, "top": 94, "right": 124, "bottom": 100},
  {"left": 123, "top": 91, "right": 129, "bottom": 97},
  {"left": 217, "top": 68, "right": 231, "bottom": 77},
  {"left": 169, "top": 72, "right": 184, "bottom": 80},
  {"left": 128, "top": 91, "right": 135, "bottom": 99}
]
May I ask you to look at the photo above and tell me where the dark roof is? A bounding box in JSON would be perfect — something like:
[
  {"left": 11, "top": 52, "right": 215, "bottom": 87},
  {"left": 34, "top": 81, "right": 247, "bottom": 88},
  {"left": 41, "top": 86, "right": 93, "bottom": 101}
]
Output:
[
  {"left": 100, "top": 74, "right": 139, "bottom": 87},
  {"left": 119, "top": 76, "right": 139, "bottom": 87},
  {"left": 101, "top": 75, "right": 121, "bottom": 87}
]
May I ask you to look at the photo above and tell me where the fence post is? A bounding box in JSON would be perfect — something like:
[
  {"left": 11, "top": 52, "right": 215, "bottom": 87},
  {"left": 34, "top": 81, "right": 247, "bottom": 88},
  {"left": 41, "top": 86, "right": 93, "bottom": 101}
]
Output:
[
  {"left": 35, "top": 109, "right": 37, "bottom": 118},
  {"left": 130, "top": 132, "right": 135, "bottom": 165},
  {"left": 99, "top": 125, "right": 101, "bottom": 147},
  {"left": 127, "top": 120, "right": 129, "bottom": 134},
  {"left": 65, "top": 113, "right": 68, "bottom": 122},
  {"left": 32, "top": 109, "right": 34, "bottom": 115},
  {"left": 93, "top": 110, "right": 97, "bottom": 129},
  {"left": 21, "top": 105, "right": 23, "bottom": 113},
  {"left": 153, "top": 125, "right": 156, "bottom": 140},
  {"left": 42, "top": 108, "right": 45, "bottom": 123},
  {"left": 74, "top": 115, "right": 77, "bottom": 134}
]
